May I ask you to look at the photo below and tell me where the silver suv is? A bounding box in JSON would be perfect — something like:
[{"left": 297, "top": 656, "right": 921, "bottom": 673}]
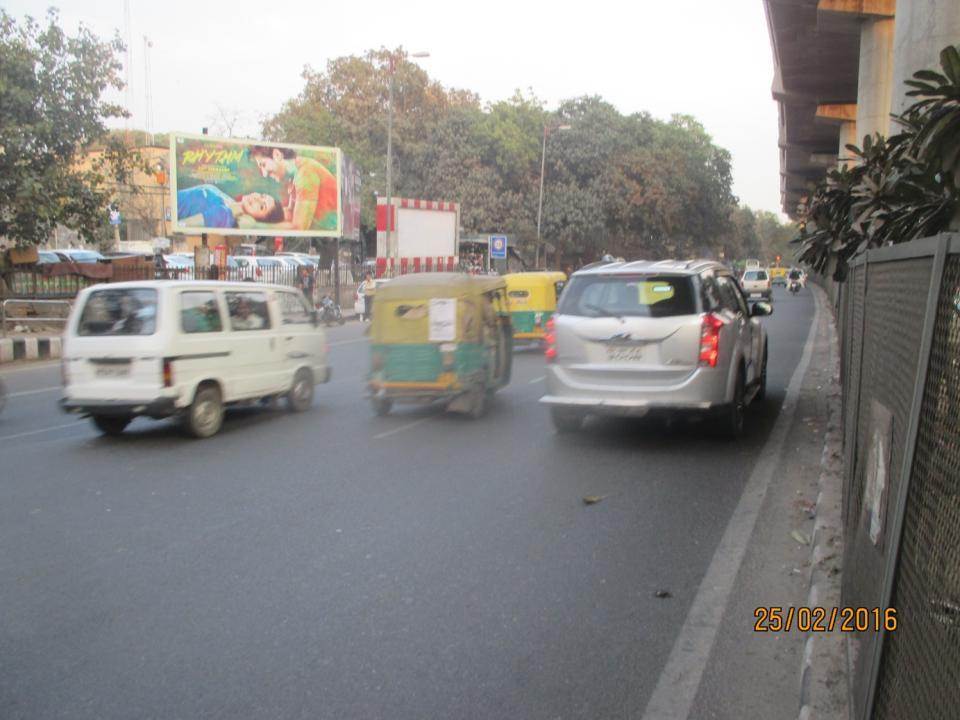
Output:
[{"left": 540, "top": 260, "right": 771, "bottom": 437}]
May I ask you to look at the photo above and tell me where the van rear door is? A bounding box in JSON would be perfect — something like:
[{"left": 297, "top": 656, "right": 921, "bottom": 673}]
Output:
[{"left": 65, "top": 287, "right": 164, "bottom": 402}]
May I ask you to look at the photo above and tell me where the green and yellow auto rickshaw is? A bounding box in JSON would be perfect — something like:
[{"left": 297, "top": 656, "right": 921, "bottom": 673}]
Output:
[
  {"left": 503, "top": 271, "right": 567, "bottom": 343},
  {"left": 368, "top": 273, "right": 513, "bottom": 418}
]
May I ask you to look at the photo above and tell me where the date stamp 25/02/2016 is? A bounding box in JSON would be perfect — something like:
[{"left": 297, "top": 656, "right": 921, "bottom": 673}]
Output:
[{"left": 753, "top": 607, "right": 898, "bottom": 633}]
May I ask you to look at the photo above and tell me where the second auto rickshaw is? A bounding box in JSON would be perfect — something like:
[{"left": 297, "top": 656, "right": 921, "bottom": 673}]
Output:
[
  {"left": 503, "top": 271, "right": 567, "bottom": 342},
  {"left": 368, "top": 273, "right": 513, "bottom": 418}
]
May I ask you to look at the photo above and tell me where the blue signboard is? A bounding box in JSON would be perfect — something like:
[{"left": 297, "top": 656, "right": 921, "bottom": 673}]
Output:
[{"left": 489, "top": 235, "right": 507, "bottom": 260}]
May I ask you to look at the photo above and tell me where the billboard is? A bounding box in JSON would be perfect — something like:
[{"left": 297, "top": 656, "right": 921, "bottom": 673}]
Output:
[
  {"left": 340, "top": 155, "right": 361, "bottom": 242},
  {"left": 170, "top": 134, "right": 342, "bottom": 238}
]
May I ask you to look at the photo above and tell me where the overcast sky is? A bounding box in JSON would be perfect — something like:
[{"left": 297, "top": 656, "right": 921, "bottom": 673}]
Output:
[{"left": 9, "top": 0, "right": 784, "bottom": 218}]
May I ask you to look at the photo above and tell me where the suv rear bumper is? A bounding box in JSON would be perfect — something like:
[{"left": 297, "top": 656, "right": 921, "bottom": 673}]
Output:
[{"left": 541, "top": 365, "right": 730, "bottom": 414}]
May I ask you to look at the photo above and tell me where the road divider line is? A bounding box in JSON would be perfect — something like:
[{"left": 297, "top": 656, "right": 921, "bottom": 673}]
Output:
[
  {"left": 528, "top": 376, "right": 545, "bottom": 384},
  {"left": 640, "top": 287, "right": 823, "bottom": 720},
  {"left": 8, "top": 386, "right": 60, "bottom": 398},
  {"left": 0, "top": 420, "right": 86, "bottom": 443},
  {"left": 0, "top": 360, "right": 61, "bottom": 375},
  {"left": 373, "top": 414, "right": 438, "bottom": 441}
]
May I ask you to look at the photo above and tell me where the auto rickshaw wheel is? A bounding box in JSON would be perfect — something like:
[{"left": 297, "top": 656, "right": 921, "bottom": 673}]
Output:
[
  {"left": 468, "top": 386, "right": 488, "bottom": 419},
  {"left": 372, "top": 397, "right": 393, "bottom": 416}
]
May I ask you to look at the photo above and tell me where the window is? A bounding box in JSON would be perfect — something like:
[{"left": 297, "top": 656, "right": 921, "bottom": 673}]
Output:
[
  {"left": 558, "top": 275, "right": 698, "bottom": 318},
  {"left": 181, "top": 292, "right": 223, "bottom": 333},
  {"left": 717, "top": 276, "right": 747, "bottom": 315},
  {"left": 507, "top": 290, "right": 530, "bottom": 299},
  {"left": 744, "top": 270, "right": 768, "bottom": 281},
  {"left": 226, "top": 292, "right": 271, "bottom": 331},
  {"left": 78, "top": 288, "right": 157, "bottom": 336},
  {"left": 278, "top": 292, "right": 313, "bottom": 324},
  {"left": 701, "top": 275, "right": 722, "bottom": 312}
]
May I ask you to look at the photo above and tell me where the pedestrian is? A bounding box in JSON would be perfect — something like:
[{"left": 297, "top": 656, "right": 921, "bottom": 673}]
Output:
[{"left": 360, "top": 271, "right": 376, "bottom": 322}]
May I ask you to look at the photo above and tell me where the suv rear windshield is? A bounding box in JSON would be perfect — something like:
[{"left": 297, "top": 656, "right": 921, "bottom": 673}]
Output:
[
  {"left": 744, "top": 270, "right": 768, "bottom": 281},
  {"left": 557, "top": 274, "right": 697, "bottom": 318},
  {"left": 78, "top": 288, "right": 158, "bottom": 336}
]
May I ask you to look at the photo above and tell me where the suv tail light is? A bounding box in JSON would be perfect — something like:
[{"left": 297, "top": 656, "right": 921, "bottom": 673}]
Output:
[
  {"left": 162, "top": 358, "right": 174, "bottom": 387},
  {"left": 255, "top": 266, "right": 263, "bottom": 278},
  {"left": 699, "top": 313, "right": 724, "bottom": 368},
  {"left": 544, "top": 317, "right": 557, "bottom": 362}
]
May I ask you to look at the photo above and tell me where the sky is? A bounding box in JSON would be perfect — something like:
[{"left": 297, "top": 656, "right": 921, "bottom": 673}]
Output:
[{"left": 8, "top": 0, "right": 785, "bottom": 218}]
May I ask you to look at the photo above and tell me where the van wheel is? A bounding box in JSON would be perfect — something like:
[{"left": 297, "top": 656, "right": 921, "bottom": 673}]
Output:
[
  {"left": 287, "top": 369, "right": 314, "bottom": 412},
  {"left": 92, "top": 415, "right": 130, "bottom": 436},
  {"left": 372, "top": 397, "right": 392, "bottom": 416},
  {"left": 550, "top": 408, "right": 584, "bottom": 433},
  {"left": 718, "top": 370, "right": 745, "bottom": 440},
  {"left": 186, "top": 385, "right": 224, "bottom": 438}
]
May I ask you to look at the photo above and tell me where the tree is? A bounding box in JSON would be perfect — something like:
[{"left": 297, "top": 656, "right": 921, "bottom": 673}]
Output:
[{"left": 0, "top": 9, "right": 138, "bottom": 246}]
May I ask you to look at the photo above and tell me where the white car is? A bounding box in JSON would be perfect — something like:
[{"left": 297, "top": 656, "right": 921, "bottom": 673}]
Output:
[
  {"left": 229, "top": 255, "right": 287, "bottom": 281},
  {"left": 60, "top": 281, "right": 331, "bottom": 438},
  {"left": 739, "top": 269, "right": 772, "bottom": 301}
]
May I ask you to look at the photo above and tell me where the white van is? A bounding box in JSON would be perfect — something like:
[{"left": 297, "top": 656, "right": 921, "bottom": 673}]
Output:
[{"left": 61, "top": 281, "right": 331, "bottom": 438}]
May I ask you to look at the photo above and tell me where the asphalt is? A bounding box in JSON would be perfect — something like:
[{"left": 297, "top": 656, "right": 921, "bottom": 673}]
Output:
[{"left": 0, "top": 287, "right": 816, "bottom": 720}]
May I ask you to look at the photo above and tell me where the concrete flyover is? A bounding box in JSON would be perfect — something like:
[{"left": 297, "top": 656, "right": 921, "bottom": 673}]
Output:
[{"left": 763, "top": 0, "right": 960, "bottom": 218}]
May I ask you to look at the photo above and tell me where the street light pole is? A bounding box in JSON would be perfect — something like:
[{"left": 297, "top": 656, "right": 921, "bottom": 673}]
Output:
[
  {"left": 385, "top": 55, "right": 395, "bottom": 276},
  {"left": 535, "top": 124, "right": 570, "bottom": 270},
  {"left": 535, "top": 126, "right": 548, "bottom": 269},
  {"left": 385, "top": 51, "right": 429, "bottom": 278}
]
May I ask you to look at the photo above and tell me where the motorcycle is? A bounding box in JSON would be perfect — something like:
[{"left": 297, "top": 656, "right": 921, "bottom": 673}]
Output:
[
  {"left": 318, "top": 295, "right": 346, "bottom": 326},
  {"left": 789, "top": 280, "right": 801, "bottom": 294}
]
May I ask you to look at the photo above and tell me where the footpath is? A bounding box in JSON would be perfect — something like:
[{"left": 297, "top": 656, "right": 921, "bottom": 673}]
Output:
[{"left": 675, "top": 284, "right": 848, "bottom": 720}]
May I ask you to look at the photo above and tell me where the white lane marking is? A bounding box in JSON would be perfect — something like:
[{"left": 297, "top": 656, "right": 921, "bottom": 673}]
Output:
[
  {"left": 641, "top": 288, "right": 823, "bottom": 720},
  {"left": 372, "top": 414, "right": 438, "bottom": 440},
  {"left": 0, "top": 420, "right": 86, "bottom": 443},
  {"left": 528, "top": 375, "right": 546, "bottom": 384},
  {"left": 0, "top": 360, "right": 60, "bottom": 376},
  {"left": 8, "top": 386, "right": 60, "bottom": 398}
]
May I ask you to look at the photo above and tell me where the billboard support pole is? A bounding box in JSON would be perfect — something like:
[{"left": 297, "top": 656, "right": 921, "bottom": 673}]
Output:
[{"left": 334, "top": 237, "right": 341, "bottom": 308}]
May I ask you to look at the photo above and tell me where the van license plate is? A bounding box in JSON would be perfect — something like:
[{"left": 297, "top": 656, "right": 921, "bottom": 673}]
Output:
[
  {"left": 95, "top": 366, "right": 130, "bottom": 378},
  {"left": 750, "top": 293, "right": 762, "bottom": 299},
  {"left": 606, "top": 345, "right": 645, "bottom": 362}
]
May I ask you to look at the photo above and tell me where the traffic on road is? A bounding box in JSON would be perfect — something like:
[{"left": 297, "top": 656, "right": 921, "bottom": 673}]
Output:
[{"left": 0, "top": 272, "right": 819, "bottom": 720}]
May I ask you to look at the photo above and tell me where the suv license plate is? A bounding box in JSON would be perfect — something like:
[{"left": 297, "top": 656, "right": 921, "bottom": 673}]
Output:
[
  {"left": 606, "top": 345, "right": 645, "bottom": 362},
  {"left": 750, "top": 292, "right": 762, "bottom": 299}
]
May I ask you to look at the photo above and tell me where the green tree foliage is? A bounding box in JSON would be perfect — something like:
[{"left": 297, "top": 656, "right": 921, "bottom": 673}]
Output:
[
  {"left": 795, "top": 45, "right": 960, "bottom": 280},
  {"left": 263, "top": 48, "right": 741, "bottom": 263},
  {"left": 0, "top": 9, "right": 140, "bottom": 246}
]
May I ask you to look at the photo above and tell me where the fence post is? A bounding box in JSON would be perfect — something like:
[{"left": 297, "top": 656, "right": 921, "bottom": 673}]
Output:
[{"left": 861, "top": 234, "right": 950, "bottom": 720}]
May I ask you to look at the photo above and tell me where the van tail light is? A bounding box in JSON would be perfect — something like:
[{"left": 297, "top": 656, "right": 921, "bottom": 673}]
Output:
[
  {"left": 256, "top": 267, "right": 262, "bottom": 278},
  {"left": 699, "top": 313, "right": 725, "bottom": 368},
  {"left": 544, "top": 317, "right": 557, "bottom": 363},
  {"left": 162, "top": 358, "right": 174, "bottom": 387}
]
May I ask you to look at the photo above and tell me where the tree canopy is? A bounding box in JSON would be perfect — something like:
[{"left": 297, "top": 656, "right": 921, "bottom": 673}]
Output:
[
  {"left": 264, "top": 48, "right": 787, "bottom": 264},
  {"left": 0, "top": 9, "right": 139, "bottom": 246}
]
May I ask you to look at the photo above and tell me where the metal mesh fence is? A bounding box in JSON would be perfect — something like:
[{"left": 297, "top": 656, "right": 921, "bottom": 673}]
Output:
[
  {"left": 842, "top": 264, "right": 867, "bottom": 529},
  {"left": 873, "top": 254, "right": 960, "bottom": 719},
  {"left": 840, "top": 257, "right": 934, "bottom": 719}
]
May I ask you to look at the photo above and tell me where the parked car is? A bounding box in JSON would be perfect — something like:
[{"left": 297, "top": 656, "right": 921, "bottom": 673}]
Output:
[
  {"left": 540, "top": 259, "right": 771, "bottom": 438},
  {"left": 36, "top": 251, "right": 62, "bottom": 264},
  {"left": 740, "top": 269, "right": 772, "bottom": 301},
  {"left": 60, "top": 280, "right": 331, "bottom": 438},
  {"left": 55, "top": 249, "right": 106, "bottom": 264},
  {"left": 230, "top": 255, "right": 287, "bottom": 281},
  {"left": 276, "top": 252, "right": 320, "bottom": 268}
]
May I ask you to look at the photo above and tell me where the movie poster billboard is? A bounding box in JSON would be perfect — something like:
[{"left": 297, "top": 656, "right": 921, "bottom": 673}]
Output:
[
  {"left": 340, "top": 155, "right": 361, "bottom": 242},
  {"left": 170, "top": 134, "right": 342, "bottom": 238}
]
